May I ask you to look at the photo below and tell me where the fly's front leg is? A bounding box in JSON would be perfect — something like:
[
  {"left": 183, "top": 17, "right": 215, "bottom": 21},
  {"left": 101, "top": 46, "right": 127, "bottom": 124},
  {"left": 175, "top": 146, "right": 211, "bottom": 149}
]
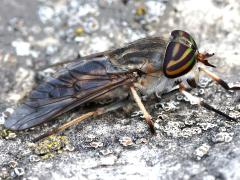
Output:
[
  {"left": 199, "top": 67, "right": 240, "bottom": 90},
  {"left": 130, "top": 86, "right": 155, "bottom": 134},
  {"left": 179, "top": 83, "right": 237, "bottom": 122},
  {"left": 32, "top": 99, "right": 130, "bottom": 142}
]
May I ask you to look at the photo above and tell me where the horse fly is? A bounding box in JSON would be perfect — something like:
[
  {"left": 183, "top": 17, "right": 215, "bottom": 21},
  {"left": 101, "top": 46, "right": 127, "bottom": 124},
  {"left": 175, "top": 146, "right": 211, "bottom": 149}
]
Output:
[{"left": 4, "top": 30, "right": 240, "bottom": 142}]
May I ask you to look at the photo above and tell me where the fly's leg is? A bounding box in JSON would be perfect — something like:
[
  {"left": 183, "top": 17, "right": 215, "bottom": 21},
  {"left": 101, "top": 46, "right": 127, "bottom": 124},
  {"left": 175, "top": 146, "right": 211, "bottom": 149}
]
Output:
[
  {"left": 179, "top": 83, "right": 237, "bottom": 122},
  {"left": 32, "top": 99, "right": 129, "bottom": 142},
  {"left": 130, "top": 86, "right": 155, "bottom": 134},
  {"left": 157, "top": 88, "right": 181, "bottom": 99},
  {"left": 32, "top": 112, "right": 95, "bottom": 142},
  {"left": 199, "top": 67, "right": 240, "bottom": 90}
]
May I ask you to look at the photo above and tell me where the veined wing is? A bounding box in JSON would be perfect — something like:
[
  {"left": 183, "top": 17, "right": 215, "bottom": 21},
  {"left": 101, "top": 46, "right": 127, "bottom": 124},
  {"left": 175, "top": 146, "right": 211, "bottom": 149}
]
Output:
[{"left": 5, "top": 57, "right": 134, "bottom": 130}]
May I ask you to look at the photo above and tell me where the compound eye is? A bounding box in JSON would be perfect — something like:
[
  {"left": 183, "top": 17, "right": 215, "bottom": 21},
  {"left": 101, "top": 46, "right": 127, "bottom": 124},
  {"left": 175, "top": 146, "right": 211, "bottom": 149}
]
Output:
[
  {"left": 171, "top": 30, "right": 198, "bottom": 50},
  {"left": 163, "top": 41, "right": 197, "bottom": 78}
]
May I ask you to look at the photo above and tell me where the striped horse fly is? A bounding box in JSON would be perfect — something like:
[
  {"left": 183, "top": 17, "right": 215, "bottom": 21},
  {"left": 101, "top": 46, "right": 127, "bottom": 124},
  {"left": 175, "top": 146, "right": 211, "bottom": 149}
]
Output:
[{"left": 4, "top": 30, "right": 240, "bottom": 142}]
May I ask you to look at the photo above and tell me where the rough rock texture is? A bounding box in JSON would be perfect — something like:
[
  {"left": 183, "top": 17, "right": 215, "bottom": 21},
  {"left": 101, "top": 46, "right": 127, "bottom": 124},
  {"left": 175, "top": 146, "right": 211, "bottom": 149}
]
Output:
[{"left": 0, "top": 0, "right": 239, "bottom": 179}]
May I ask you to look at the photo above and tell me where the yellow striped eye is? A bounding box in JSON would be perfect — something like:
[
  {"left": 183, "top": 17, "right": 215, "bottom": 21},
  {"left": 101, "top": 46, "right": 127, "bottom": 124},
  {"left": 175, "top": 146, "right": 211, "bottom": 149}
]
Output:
[{"left": 163, "top": 30, "right": 197, "bottom": 78}]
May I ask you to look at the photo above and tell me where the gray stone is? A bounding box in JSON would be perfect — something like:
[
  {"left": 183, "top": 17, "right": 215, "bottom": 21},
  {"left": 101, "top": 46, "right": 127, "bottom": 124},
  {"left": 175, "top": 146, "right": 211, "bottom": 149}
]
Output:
[{"left": 0, "top": 0, "right": 240, "bottom": 179}]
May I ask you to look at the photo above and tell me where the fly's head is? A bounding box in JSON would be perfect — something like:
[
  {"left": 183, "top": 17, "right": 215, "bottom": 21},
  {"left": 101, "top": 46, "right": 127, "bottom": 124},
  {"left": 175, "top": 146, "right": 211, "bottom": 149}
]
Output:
[{"left": 163, "top": 30, "right": 215, "bottom": 88}]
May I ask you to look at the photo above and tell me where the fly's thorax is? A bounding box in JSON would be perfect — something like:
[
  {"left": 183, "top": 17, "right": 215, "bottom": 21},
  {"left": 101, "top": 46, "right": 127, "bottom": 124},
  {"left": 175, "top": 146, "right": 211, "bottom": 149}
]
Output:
[
  {"left": 108, "top": 36, "right": 167, "bottom": 73},
  {"left": 135, "top": 71, "right": 175, "bottom": 96}
]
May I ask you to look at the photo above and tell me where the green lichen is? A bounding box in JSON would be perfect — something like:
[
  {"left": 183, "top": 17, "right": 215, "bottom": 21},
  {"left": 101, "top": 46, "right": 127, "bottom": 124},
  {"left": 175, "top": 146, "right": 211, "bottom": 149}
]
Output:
[
  {"left": 74, "top": 27, "right": 85, "bottom": 36},
  {"left": 135, "top": 6, "right": 147, "bottom": 16},
  {"left": 0, "top": 129, "right": 17, "bottom": 139},
  {"left": 33, "top": 135, "right": 71, "bottom": 159}
]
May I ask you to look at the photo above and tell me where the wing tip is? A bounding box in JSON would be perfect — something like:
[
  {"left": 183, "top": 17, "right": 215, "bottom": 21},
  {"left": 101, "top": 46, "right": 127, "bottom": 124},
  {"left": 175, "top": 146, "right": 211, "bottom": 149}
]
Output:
[
  {"left": 4, "top": 118, "right": 26, "bottom": 131},
  {"left": 3, "top": 105, "right": 35, "bottom": 131}
]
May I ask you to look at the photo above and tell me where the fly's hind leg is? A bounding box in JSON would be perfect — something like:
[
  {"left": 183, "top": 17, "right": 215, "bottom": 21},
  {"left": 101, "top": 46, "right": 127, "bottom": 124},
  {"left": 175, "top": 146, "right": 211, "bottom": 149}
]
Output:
[
  {"left": 179, "top": 83, "right": 237, "bottom": 122},
  {"left": 32, "top": 99, "right": 130, "bottom": 142}
]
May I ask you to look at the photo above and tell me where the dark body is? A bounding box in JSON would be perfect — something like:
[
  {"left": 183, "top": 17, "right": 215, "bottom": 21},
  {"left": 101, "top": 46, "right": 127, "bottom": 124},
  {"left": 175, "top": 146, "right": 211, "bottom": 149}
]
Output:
[{"left": 5, "top": 37, "right": 169, "bottom": 130}]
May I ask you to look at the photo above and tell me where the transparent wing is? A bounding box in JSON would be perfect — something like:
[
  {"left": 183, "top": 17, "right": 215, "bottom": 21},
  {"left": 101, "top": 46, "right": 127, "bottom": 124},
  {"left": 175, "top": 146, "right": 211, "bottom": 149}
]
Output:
[{"left": 5, "top": 57, "right": 132, "bottom": 130}]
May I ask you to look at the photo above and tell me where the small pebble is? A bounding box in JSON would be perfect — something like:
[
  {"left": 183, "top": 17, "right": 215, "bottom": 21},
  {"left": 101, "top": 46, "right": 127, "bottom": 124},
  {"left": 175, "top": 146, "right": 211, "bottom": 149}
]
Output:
[
  {"left": 198, "top": 123, "right": 217, "bottom": 131},
  {"left": 184, "top": 96, "right": 190, "bottom": 102},
  {"left": 199, "top": 78, "right": 211, "bottom": 88},
  {"left": 145, "top": 1, "right": 166, "bottom": 16},
  {"left": 194, "top": 143, "right": 211, "bottom": 160},
  {"left": 135, "top": 138, "right": 148, "bottom": 144},
  {"left": 85, "top": 134, "right": 96, "bottom": 142},
  {"left": 160, "top": 101, "right": 179, "bottom": 112},
  {"left": 198, "top": 89, "right": 205, "bottom": 95},
  {"left": 64, "top": 144, "right": 75, "bottom": 152},
  {"left": 182, "top": 127, "right": 202, "bottom": 138},
  {"left": 14, "top": 167, "right": 25, "bottom": 176},
  {"left": 29, "top": 155, "right": 41, "bottom": 162},
  {"left": 203, "top": 175, "right": 216, "bottom": 180},
  {"left": 83, "top": 17, "right": 99, "bottom": 33},
  {"left": 213, "top": 132, "right": 233, "bottom": 143},
  {"left": 176, "top": 95, "right": 184, "bottom": 101},
  {"left": 0, "top": 168, "right": 9, "bottom": 179},
  {"left": 12, "top": 40, "right": 31, "bottom": 56},
  {"left": 90, "top": 141, "right": 103, "bottom": 149},
  {"left": 131, "top": 111, "right": 143, "bottom": 118},
  {"left": 184, "top": 119, "right": 196, "bottom": 126},
  {"left": 119, "top": 136, "right": 134, "bottom": 147},
  {"left": 38, "top": 6, "right": 54, "bottom": 24},
  {"left": 27, "top": 142, "right": 36, "bottom": 148},
  {"left": 8, "top": 160, "right": 18, "bottom": 168},
  {"left": 100, "top": 149, "right": 112, "bottom": 156}
]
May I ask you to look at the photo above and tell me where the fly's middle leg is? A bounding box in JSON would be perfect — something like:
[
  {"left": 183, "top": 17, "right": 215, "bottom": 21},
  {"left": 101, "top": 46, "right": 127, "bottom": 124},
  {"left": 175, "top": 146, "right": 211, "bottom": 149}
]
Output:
[{"left": 130, "top": 86, "right": 155, "bottom": 134}]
